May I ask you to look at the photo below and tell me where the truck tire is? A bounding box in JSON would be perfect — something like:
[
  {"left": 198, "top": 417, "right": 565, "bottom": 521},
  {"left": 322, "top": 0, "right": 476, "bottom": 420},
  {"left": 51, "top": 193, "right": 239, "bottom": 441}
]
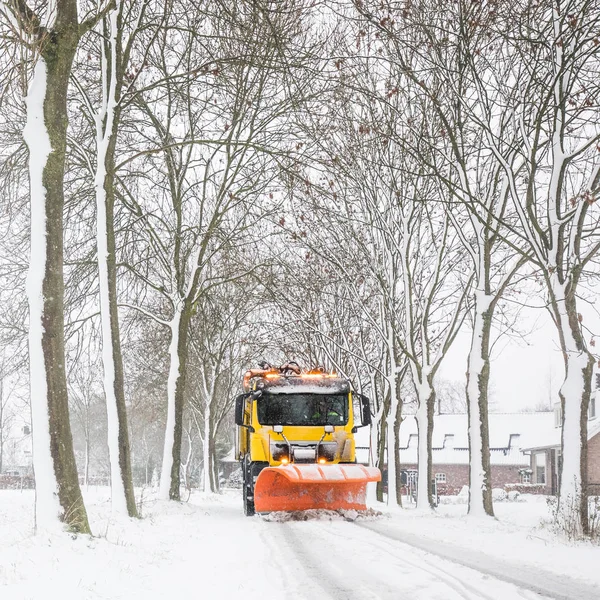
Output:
[
  {"left": 242, "top": 456, "right": 255, "bottom": 517},
  {"left": 243, "top": 483, "right": 255, "bottom": 517}
]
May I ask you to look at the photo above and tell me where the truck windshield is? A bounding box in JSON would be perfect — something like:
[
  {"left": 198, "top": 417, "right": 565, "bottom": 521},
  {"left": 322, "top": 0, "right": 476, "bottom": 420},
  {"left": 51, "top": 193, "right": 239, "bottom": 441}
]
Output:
[{"left": 257, "top": 393, "right": 348, "bottom": 426}]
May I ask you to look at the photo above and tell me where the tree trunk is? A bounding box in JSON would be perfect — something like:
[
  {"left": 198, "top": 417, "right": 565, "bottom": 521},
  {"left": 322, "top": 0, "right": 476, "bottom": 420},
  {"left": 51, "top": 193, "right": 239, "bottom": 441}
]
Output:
[
  {"left": 393, "top": 397, "right": 403, "bottom": 507},
  {"left": 94, "top": 7, "right": 138, "bottom": 518},
  {"left": 0, "top": 379, "right": 4, "bottom": 474},
  {"left": 203, "top": 406, "right": 211, "bottom": 492},
  {"left": 84, "top": 431, "right": 89, "bottom": 489},
  {"left": 376, "top": 389, "right": 390, "bottom": 502},
  {"left": 386, "top": 377, "right": 399, "bottom": 506},
  {"left": 368, "top": 406, "right": 382, "bottom": 502},
  {"left": 466, "top": 290, "right": 495, "bottom": 516},
  {"left": 24, "top": 10, "right": 90, "bottom": 532},
  {"left": 210, "top": 434, "right": 218, "bottom": 492},
  {"left": 96, "top": 78, "right": 136, "bottom": 516},
  {"left": 551, "top": 282, "right": 593, "bottom": 536},
  {"left": 415, "top": 368, "right": 435, "bottom": 510},
  {"left": 159, "top": 304, "right": 191, "bottom": 500}
]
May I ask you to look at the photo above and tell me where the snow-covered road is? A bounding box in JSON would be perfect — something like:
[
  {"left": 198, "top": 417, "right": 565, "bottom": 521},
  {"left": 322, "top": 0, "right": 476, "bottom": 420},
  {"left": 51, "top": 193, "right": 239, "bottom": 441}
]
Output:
[
  {"left": 262, "top": 516, "right": 553, "bottom": 600},
  {"left": 1, "top": 489, "right": 599, "bottom": 600},
  {"left": 358, "top": 520, "right": 597, "bottom": 600}
]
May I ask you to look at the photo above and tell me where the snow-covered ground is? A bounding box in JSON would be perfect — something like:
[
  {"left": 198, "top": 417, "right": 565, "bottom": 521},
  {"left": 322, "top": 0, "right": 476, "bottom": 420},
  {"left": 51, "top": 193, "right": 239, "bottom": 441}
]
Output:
[
  {"left": 377, "top": 495, "right": 600, "bottom": 588},
  {"left": 0, "top": 488, "right": 598, "bottom": 599}
]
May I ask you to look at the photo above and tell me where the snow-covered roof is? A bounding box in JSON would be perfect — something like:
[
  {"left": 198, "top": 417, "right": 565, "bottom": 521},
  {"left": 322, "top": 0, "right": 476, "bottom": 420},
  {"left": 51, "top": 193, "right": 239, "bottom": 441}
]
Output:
[
  {"left": 357, "top": 412, "right": 560, "bottom": 466},
  {"left": 400, "top": 412, "right": 560, "bottom": 449},
  {"left": 520, "top": 413, "right": 600, "bottom": 451}
]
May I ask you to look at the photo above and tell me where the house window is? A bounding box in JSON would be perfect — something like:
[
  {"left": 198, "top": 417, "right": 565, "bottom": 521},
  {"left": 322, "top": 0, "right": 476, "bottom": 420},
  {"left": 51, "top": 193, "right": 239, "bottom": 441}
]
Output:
[
  {"left": 534, "top": 452, "right": 546, "bottom": 484},
  {"left": 520, "top": 470, "right": 532, "bottom": 484},
  {"left": 536, "top": 466, "right": 546, "bottom": 484},
  {"left": 435, "top": 473, "right": 447, "bottom": 484},
  {"left": 589, "top": 396, "right": 596, "bottom": 420},
  {"left": 596, "top": 373, "right": 600, "bottom": 389},
  {"left": 554, "top": 403, "right": 562, "bottom": 428}
]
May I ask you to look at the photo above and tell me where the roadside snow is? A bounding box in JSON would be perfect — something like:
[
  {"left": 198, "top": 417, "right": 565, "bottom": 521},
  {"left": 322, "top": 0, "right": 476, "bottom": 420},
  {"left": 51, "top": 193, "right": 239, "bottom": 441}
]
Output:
[
  {"left": 0, "top": 488, "right": 286, "bottom": 600},
  {"left": 374, "top": 495, "right": 600, "bottom": 589},
  {"left": 1, "top": 489, "right": 598, "bottom": 599}
]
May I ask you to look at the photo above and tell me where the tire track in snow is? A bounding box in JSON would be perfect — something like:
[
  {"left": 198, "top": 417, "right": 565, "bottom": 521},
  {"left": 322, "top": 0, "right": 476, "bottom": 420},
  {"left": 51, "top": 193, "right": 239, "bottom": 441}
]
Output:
[
  {"left": 321, "top": 519, "right": 541, "bottom": 600},
  {"left": 344, "top": 521, "right": 543, "bottom": 600},
  {"left": 260, "top": 519, "right": 388, "bottom": 600},
  {"left": 356, "top": 520, "right": 595, "bottom": 600},
  {"left": 264, "top": 517, "right": 539, "bottom": 600},
  {"left": 257, "top": 522, "right": 332, "bottom": 600},
  {"left": 277, "top": 521, "right": 401, "bottom": 600}
]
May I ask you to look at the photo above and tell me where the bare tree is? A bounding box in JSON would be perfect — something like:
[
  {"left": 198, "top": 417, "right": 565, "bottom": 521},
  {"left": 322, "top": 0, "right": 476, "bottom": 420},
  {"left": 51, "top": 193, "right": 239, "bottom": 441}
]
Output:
[
  {"left": 115, "top": 0, "right": 314, "bottom": 500},
  {"left": 489, "top": 1, "right": 600, "bottom": 534},
  {"left": 187, "top": 279, "right": 261, "bottom": 492},
  {"left": 69, "top": 0, "right": 160, "bottom": 518},
  {"left": 3, "top": 0, "right": 117, "bottom": 534},
  {"left": 355, "top": 0, "right": 600, "bottom": 528}
]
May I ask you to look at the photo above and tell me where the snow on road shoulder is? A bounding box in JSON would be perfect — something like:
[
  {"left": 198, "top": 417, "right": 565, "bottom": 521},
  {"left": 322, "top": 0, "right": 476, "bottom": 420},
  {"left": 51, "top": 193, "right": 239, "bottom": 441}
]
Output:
[
  {"left": 0, "top": 489, "right": 285, "bottom": 600},
  {"left": 373, "top": 494, "right": 600, "bottom": 589},
  {"left": 2, "top": 489, "right": 599, "bottom": 600}
]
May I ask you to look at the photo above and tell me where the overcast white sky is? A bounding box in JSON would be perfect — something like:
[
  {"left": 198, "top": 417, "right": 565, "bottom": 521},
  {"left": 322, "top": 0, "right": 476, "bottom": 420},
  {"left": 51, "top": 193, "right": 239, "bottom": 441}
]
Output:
[{"left": 439, "top": 294, "right": 599, "bottom": 413}]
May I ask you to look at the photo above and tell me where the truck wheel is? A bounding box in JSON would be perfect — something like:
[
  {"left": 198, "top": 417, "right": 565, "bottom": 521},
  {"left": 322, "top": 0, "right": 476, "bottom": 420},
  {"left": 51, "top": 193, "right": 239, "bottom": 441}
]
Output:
[
  {"left": 243, "top": 483, "right": 255, "bottom": 516},
  {"left": 242, "top": 455, "right": 255, "bottom": 516}
]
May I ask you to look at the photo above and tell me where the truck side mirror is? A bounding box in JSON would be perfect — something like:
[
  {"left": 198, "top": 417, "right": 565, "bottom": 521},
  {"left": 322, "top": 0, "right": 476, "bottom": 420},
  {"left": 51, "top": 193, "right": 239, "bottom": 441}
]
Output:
[
  {"left": 360, "top": 395, "right": 372, "bottom": 426},
  {"left": 234, "top": 394, "right": 246, "bottom": 426}
]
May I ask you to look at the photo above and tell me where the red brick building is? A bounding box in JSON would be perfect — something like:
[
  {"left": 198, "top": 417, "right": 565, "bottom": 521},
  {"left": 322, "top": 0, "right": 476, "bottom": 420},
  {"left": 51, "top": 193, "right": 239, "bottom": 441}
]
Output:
[
  {"left": 390, "top": 412, "right": 554, "bottom": 495},
  {"left": 522, "top": 396, "right": 600, "bottom": 496},
  {"left": 357, "top": 399, "right": 600, "bottom": 496}
]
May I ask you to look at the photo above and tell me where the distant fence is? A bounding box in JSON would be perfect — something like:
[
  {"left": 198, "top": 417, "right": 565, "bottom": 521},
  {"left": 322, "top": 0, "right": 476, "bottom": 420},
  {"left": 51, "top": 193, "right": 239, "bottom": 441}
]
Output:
[
  {"left": 0, "top": 475, "right": 112, "bottom": 489},
  {"left": 79, "top": 476, "right": 110, "bottom": 487},
  {"left": 0, "top": 475, "right": 34, "bottom": 490}
]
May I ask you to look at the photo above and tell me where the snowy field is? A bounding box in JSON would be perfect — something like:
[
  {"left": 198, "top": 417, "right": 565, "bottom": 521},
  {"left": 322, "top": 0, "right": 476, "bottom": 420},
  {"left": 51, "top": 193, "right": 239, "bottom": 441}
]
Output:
[{"left": 1, "top": 488, "right": 599, "bottom": 600}]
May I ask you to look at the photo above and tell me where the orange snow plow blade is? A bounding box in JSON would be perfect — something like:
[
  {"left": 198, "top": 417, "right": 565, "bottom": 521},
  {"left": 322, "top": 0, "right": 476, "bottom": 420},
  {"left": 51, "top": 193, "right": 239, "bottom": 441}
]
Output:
[{"left": 254, "top": 464, "right": 381, "bottom": 513}]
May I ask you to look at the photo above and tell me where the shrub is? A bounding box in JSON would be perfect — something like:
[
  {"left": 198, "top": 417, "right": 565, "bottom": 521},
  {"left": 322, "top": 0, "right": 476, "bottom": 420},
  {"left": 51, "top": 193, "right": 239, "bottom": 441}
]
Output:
[{"left": 492, "top": 488, "right": 508, "bottom": 502}]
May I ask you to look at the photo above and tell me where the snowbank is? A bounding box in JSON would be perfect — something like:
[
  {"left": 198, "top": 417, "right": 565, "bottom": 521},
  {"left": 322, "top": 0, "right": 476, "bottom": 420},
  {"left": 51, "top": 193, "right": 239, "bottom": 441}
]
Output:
[{"left": 374, "top": 494, "right": 600, "bottom": 588}]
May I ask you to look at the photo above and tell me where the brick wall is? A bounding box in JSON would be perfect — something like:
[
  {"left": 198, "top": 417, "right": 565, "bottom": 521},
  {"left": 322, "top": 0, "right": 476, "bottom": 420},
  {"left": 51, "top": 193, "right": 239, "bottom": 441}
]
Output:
[
  {"left": 491, "top": 465, "right": 525, "bottom": 488},
  {"left": 435, "top": 464, "right": 468, "bottom": 495},
  {"left": 588, "top": 430, "right": 600, "bottom": 485},
  {"left": 400, "top": 463, "right": 535, "bottom": 495},
  {"left": 395, "top": 433, "right": 600, "bottom": 495}
]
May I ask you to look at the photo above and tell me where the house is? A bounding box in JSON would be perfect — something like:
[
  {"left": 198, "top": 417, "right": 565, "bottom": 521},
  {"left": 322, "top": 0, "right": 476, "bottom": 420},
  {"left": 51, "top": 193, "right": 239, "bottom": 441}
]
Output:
[
  {"left": 0, "top": 424, "right": 34, "bottom": 489},
  {"left": 356, "top": 412, "right": 557, "bottom": 494},
  {"left": 356, "top": 394, "right": 600, "bottom": 496},
  {"left": 522, "top": 387, "right": 600, "bottom": 496},
  {"left": 395, "top": 412, "right": 557, "bottom": 494},
  {"left": 1, "top": 424, "right": 33, "bottom": 476}
]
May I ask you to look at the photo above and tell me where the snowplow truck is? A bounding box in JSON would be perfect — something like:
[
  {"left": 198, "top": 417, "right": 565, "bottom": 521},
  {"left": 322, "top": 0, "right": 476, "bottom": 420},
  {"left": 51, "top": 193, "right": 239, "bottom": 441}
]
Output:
[{"left": 234, "top": 364, "right": 381, "bottom": 515}]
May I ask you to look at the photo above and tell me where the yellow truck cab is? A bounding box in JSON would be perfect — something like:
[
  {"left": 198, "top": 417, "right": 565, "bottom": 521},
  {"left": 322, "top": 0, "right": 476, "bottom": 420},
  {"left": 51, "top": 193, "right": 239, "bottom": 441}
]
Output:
[{"left": 234, "top": 364, "right": 379, "bottom": 515}]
